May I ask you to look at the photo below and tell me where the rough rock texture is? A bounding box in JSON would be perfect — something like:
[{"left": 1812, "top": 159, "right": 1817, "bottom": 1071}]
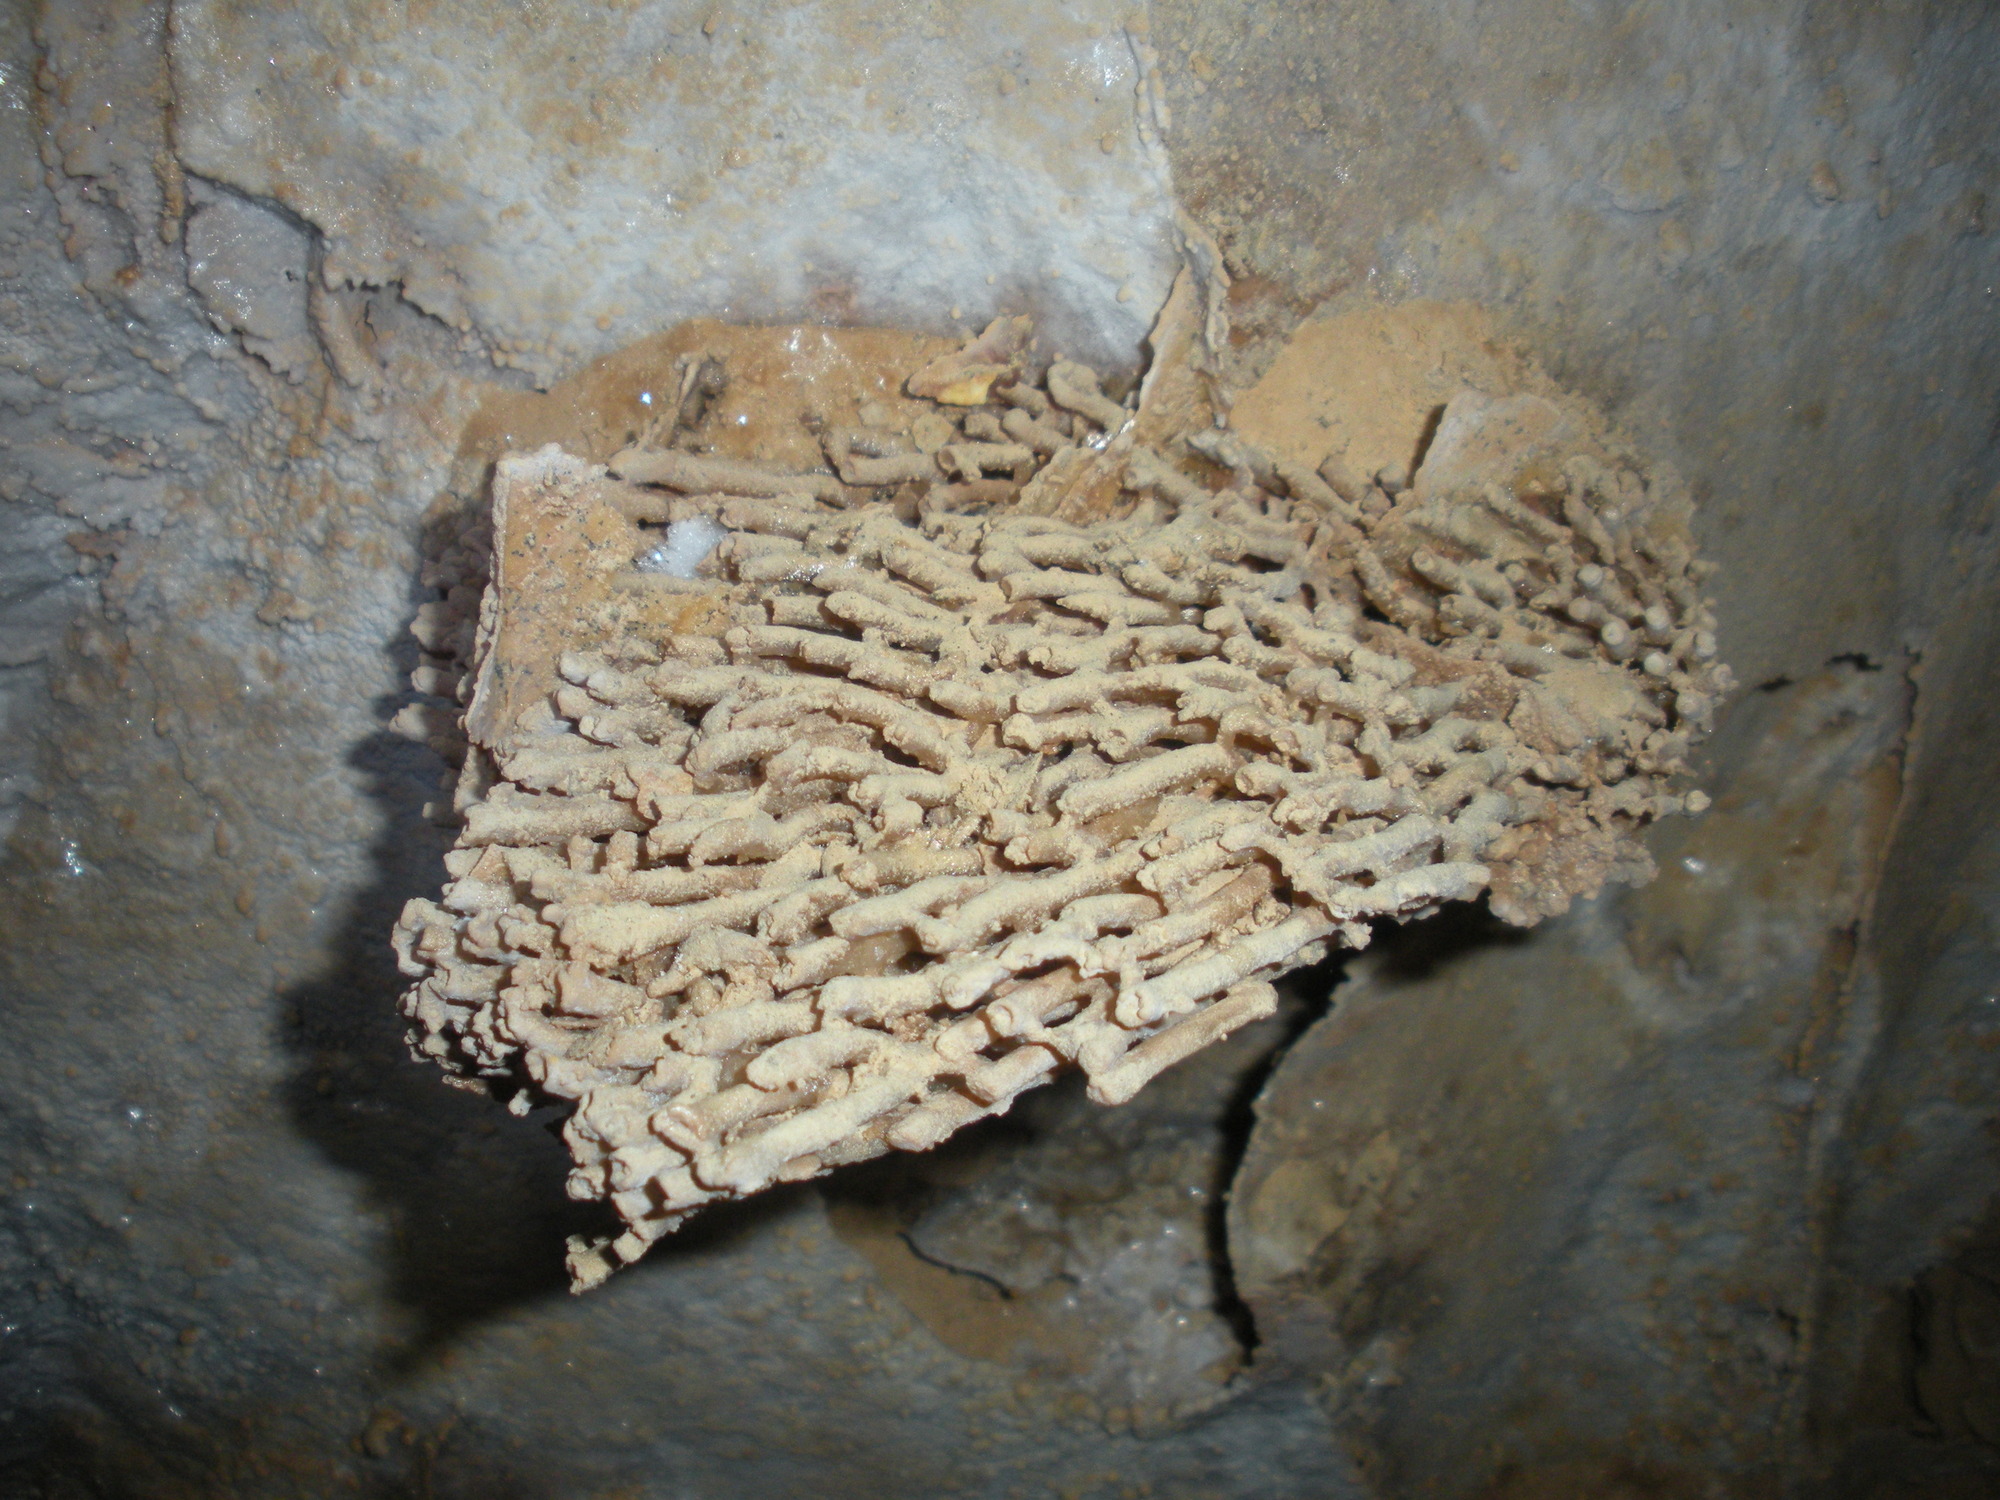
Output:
[
  {"left": 166, "top": 0, "right": 1185, "bottom": 384},
  {"left": 1230, "top": 657, "right": 1919, "bottom": 1491},
  {"left": 1153, "top": 0, "right": 1999, "bottom": 696},
  {"left": 0, "top": 0, "right": 1996, "bottom": 1494},
  {"left": 1148, "top": 3, "right": 2000, "bottom": 1493}
]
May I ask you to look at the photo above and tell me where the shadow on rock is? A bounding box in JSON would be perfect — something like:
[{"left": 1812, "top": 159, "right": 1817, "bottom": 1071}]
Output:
[
  {"left": 273, "top": 716, "right": 615, "bottom": 1367},
  {"left": 273, "top": 708, "right": 827, "bottom": 1372},
  {"left": 1366, "top": 895, "right": 1532, "bottom": 985}
]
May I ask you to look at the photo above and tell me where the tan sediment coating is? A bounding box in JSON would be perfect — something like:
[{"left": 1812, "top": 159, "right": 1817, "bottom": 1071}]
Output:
[{"left": 392, "top": 294, "right": 1731, "bottom": 1290}]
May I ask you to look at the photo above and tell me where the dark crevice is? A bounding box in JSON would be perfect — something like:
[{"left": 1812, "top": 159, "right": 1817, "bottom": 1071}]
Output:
[
  {"left": 1202, "top": 895, "right": 1538, "bottom": 1372},
  {"left": 896, "top": 1230, "right": 1017, "bottom": 1299},
  {"left": 1408, "top": 402, "right": 1448, "bottom": 474},
  {"left": 1205, "top": 947, "right": 1348, "bottom": 1363},
  {"left": 1370, "top": 892, "right": 1529, "bottom": 984},
  {"left": 1762, "top": 653, "right": 1887, "bottom": 697}
]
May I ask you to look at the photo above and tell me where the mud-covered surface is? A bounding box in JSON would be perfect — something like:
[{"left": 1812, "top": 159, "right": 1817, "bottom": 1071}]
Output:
[{"left": 1, "top": 0, "right": 1997, "bottom": 1495}]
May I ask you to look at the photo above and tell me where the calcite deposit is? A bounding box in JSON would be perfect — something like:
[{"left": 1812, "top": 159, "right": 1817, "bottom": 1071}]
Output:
[{"left": 392, "top": 301, "right": 1730, "bottom": 1289}]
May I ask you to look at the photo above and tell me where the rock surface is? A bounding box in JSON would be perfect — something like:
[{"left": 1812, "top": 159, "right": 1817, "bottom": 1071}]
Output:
[{"left": 0, "top": 0, "right": 1996, "bottom": 1494}]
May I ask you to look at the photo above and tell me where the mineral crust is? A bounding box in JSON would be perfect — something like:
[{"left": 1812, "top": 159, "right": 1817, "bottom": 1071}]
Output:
[{"left": 392, "top": 302, "right": 1730, "bottom": 1289}]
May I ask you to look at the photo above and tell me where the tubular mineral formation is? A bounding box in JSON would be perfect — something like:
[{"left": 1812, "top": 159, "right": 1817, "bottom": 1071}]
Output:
[{"left": 393, "top": 295, "right": 1730, "bottom": 1289}]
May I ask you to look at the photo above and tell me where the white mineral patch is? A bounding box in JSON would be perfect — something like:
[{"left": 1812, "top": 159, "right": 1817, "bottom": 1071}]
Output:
[
  {"left": 634, "top": 516, "right": 729, "bottom": 577},
  {"left": 168, "top": 0, "right": 1183, "bottom": 383},
  {"left": 182, "top": 190, "right": 318, "bottom": 382}
]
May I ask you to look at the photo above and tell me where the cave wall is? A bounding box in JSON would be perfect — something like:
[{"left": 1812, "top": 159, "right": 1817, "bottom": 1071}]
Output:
[
  {"left": 1147, "top": 1, "right": 2000, "bottom": 1491},
  {"left": 0, "top": 0, "right": 1994, "bottom": 1496}
]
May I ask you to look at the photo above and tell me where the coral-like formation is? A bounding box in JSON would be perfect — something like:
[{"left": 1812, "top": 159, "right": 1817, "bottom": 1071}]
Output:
[{"left": 393, "top": 311, "right": 1729, "bottom": 1289}]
